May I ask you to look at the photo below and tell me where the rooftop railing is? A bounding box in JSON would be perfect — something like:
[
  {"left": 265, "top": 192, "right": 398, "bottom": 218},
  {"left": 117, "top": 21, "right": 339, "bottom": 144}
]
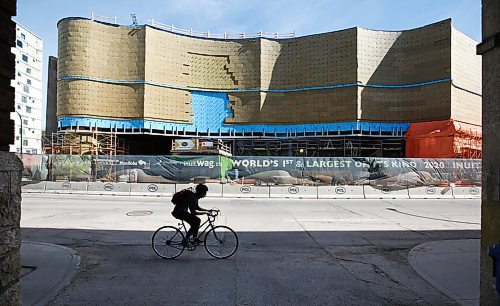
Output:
[
  {"left": 149, "top": 19, "right": 295, "bottom": 39},
  {"left": 90, "top": 12, "right": 117, "bottom": 24},
  {"left": 89, "top": 13, "right": 295, "bottom": 39}
]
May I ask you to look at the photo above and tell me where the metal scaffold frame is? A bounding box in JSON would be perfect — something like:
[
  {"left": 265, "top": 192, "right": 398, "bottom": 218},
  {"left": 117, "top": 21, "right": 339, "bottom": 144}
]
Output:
[
  {"left": 233, "top": 136, "right": 405, "bottom": 157},
  {"left": 42, "top": 130, "right": 129, "bottom": 156}
]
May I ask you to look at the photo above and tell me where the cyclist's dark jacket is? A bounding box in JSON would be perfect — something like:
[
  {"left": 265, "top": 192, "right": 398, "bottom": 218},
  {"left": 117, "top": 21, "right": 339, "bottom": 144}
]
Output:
[{"left": 172, "top": 191, "right": 200, "bottom": 215}]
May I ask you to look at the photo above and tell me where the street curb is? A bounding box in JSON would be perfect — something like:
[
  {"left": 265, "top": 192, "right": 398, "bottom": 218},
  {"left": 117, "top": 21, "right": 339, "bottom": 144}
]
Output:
[{"left": 20, "top": 241, "right": 80, "bottom": 306}]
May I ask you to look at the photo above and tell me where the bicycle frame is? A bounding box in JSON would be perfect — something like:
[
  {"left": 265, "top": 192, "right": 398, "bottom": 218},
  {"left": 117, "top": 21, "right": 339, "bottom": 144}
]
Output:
[{"left": 178, "top": 213, "right": 217, "bottom": 241}]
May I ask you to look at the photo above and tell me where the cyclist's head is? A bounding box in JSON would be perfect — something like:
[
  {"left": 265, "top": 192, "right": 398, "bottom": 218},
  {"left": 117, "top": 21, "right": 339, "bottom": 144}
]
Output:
[{"left": 195, "top": 183, "right": 208, "bottom": 198}]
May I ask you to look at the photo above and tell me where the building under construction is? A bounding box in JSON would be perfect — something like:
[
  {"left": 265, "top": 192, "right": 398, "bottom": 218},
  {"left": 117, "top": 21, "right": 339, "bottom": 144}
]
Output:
[{"left": 44, "top": 17, "right": 482, "bottom": 157}]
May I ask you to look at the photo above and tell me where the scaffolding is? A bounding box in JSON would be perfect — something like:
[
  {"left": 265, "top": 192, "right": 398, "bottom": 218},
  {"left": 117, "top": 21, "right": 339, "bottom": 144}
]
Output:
[
  {"left": 43, "top": 130, "right": 129, "bottom": 156},
  {"left": 234, "top": 137, "right": 404, "bottom": 157},
  {"left": 453, "top": 133, "right": 482, "bottom": 159}
]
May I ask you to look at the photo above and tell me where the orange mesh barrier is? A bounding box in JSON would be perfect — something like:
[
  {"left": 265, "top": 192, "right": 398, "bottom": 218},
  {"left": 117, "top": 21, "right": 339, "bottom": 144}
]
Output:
[{"left": 405, "top": 120, "right": 482, "bottom": 158}]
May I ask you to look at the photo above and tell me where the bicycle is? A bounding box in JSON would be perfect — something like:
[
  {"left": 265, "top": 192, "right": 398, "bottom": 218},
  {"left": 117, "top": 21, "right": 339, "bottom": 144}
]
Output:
[{"left": 152, "top": 209, "right": 238, "bottom": 259}]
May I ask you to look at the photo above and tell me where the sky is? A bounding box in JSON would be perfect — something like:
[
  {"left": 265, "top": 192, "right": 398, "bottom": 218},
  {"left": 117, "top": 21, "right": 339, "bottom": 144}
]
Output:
[{"left": 14, "top": 0, "right": 481, "bottom": 129}]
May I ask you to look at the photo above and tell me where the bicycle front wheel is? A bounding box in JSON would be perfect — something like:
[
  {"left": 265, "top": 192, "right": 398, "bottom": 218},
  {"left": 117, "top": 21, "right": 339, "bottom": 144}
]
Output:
[
  {"left": 204, "top": 226, "right": 239, "bottom": 259},
  {"left": 152, "top": 226, "right": 185, "bottom": 259}
]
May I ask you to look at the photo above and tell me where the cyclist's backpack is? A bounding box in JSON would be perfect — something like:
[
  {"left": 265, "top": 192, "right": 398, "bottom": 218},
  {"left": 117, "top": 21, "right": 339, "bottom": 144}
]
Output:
[{"left": 171, "top": 188, "right": 193, "bottom": 205}]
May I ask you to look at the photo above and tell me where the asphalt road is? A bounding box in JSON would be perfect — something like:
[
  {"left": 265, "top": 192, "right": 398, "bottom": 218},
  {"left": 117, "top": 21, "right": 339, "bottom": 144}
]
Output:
[{"left": 21, "top": 194, "right": 480, "bottom": 305}]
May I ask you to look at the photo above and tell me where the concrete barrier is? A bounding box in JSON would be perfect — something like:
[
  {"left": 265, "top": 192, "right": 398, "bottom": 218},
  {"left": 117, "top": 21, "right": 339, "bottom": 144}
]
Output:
[
  {"left": 317, "top": 185, "right": 365, "bottom": 199},
  {"left": 87, "top": 182, "right": 131, "bottom": 195},
  {"left": 129, "top": 183, "right": 175, "bottom": 197},
  {"left": 44, "top": 181, "right": 88, "bottom": 194},
  {"left": 222, "top": 184, "right": 270, "bottom": 198},
  {"left": 453, "top": 186, "right": 481, "bottom": 199},
  {"left": 175, "top": 183, "right": 223, "bottom": 197},
  {"left": 408, "top": 186, "right": 454, "bottom": 199},
  {"left": 363, "top": 185, "right": 409, "bottom": 199},
  {"left": 21, "top": 181, "right": 46, "bottom": 193},
  {"left": 269, "top": 185, "right": 318, "bottom": 199}
]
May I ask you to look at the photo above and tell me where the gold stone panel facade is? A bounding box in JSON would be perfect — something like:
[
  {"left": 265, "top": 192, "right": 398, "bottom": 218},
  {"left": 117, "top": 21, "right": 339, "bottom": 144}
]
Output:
[
  {"left": 57, "top": 80, "right": 144, "bottom": 119},
  {"left": 57, "top": 18, "right": 481, "bottom": 126},
  {"left": 227, "top": 88, "right": 357, "bottom": 124}
]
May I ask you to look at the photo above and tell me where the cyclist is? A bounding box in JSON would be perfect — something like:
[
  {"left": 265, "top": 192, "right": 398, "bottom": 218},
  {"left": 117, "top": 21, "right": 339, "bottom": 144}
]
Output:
[{"left": 171, "top": 183, "right": 212, "bottom": 245}]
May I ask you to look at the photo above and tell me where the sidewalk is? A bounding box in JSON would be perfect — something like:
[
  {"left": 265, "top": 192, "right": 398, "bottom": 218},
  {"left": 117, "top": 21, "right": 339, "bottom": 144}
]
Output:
[
  {"left": 408, "top": 239, "right": 480, "bottom": 306},
  {"left": 20, "top": 241, "right": 80, "bottom": 306},
  {"left": 19, "top": 239, "right": 478, "bottom": 305}
]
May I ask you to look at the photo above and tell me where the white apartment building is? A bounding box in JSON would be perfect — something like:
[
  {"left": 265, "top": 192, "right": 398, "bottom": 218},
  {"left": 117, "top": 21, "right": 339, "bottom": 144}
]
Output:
[{"left": 10, "top": 22, "right": 43, "bottom": 154}]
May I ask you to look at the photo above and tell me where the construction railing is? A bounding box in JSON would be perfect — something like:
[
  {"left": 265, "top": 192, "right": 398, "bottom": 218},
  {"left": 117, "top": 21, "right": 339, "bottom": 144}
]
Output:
[{"left": 149, "top": 19, "right": 295, "bottom": 39}]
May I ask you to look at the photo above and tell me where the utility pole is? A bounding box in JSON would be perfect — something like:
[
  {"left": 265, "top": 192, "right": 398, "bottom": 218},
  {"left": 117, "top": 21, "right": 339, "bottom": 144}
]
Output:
[{"left": 15, "top": 111, "right": 22, "bottom": 154}]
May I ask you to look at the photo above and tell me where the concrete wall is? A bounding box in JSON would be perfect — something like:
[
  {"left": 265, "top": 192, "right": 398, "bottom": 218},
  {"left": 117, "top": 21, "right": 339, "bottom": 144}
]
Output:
[
  {"left": 56, "top": 18, "right": 481, "bottom": 127},
  {"left": 0, "top": 153, "right": 22, "bottom": 305},
  {"left": 0, "top": 1, "right": 21, "bottom": 305},
  {"left": 480, "top": 0, "right": 500, "bottom": 303}
]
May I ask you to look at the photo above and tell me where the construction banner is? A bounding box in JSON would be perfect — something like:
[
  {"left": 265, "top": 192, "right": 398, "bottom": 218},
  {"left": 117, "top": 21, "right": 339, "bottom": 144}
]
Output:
[
  {"left": 18, "top": 154, "right": 49, "bottom": 181},
  {"left": 47, "top": 155, "right": 92, "bottom": 181},
  {"left": 18, "top": 154, "right": 481, "bottom": 187},
  {"left": 93, "top": 155, "right": 221, "bottom": 183}
]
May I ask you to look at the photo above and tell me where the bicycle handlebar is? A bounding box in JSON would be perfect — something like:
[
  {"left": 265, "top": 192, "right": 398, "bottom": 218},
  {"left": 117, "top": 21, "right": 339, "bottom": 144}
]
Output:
[{"left": 208, "top": 209, "right": 220, "bottom": 221}]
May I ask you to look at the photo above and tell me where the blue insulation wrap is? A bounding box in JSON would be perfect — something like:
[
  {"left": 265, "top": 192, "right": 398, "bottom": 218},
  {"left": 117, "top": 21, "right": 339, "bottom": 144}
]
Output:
[
  {"left": 58, "top": 115, "right": 409, "bottom": 135},
  {"left": 191, "top": 91, "right": 233, "bottom": 132}
]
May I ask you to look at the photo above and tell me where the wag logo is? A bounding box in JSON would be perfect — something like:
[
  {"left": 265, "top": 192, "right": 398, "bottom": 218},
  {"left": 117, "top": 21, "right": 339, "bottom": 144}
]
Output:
[
  {"left": 147, "top": 184, "right": 158, "bottom": 192},
  {"left": 103, "top": 183, "right": 114, "bottom": 191},
  {"left": 381, "top": 187, "right": 391, "bottom": 194},
  {"left": 334, "top": 186, "right": 346, "bottom": 194},
  {"left": 469, "top": 187, "right": 479, "bottom": 195},
  {"left": 425, "top": 187, "right": 436, "bottom": 194},
  {"left": 240, "top": 186, "right": 251, "bottom": 193},
  {"left": 61, "top": 182, "right": 71, "bottom": 189},
  {"left": 288, "top": 186, "right": 300, "bottom": 194}
]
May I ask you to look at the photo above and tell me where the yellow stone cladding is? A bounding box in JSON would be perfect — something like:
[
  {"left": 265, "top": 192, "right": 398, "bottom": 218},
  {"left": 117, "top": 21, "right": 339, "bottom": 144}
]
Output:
[{"left": 56, "top": 18, "right": 481, "bottom": 126}]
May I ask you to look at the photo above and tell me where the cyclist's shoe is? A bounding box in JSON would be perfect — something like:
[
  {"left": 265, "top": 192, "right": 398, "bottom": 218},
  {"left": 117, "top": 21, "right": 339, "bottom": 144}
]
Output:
[
  {"left": 191, "top": 238, "right": 202, "bottom": 245},
  {"left": 181, "top": 238, "right": 189, "bottom": 247}
]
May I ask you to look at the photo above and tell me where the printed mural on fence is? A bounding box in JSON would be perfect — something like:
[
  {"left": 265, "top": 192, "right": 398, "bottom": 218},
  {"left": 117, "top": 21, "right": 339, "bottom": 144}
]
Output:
[{"left": 18, "top": 155, "right": 481, "bottom": 188}]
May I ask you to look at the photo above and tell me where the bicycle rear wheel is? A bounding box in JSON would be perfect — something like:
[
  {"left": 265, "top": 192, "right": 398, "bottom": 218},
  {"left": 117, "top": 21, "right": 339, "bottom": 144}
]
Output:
[
  {"left": 204, "top": 225, "right": 238, "bottom": 259},
  {"left": 152, "top": 226, "right": 185, "bottom": 259}
]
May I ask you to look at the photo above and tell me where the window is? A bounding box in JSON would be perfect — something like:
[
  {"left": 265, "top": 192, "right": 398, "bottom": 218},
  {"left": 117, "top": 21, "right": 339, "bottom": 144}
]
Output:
[
  {"left": 16, "top": 40, "right": 23, "bottom": 48},
  {"left": 23, "top": 85, "right": 29, "bottom": 93},
  {"left": 26, "top": 106, "right": 31, "bottom": 113},
  {"left": 23, "top": 140, "right": 28, "bottom": 146},
  {"left": 27, "top": 79, "right": 31, "bottom": 85},
  {"left": 26, "top": 68, "right": 31, "bottom": 74},
  {"left": 17, "top": 72, "right": 21, "bottom": 77},
  {"left": 17, "top": 105, "right": 21, "bottom": 110},
  {"left": 21, "top": 33, "right": 25, "bottom": 40},
  {"left": 21, "top": 96, "right": 27, "bottom": 103},
  {"left": 15, "top": 136, "right": 19, "bottom": 140},
  {"left": 22, "top": 54, "right": 28, "bottom": 62},
  {"left": 23, "top": 119, "right": 28, "bottom": 125}
]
